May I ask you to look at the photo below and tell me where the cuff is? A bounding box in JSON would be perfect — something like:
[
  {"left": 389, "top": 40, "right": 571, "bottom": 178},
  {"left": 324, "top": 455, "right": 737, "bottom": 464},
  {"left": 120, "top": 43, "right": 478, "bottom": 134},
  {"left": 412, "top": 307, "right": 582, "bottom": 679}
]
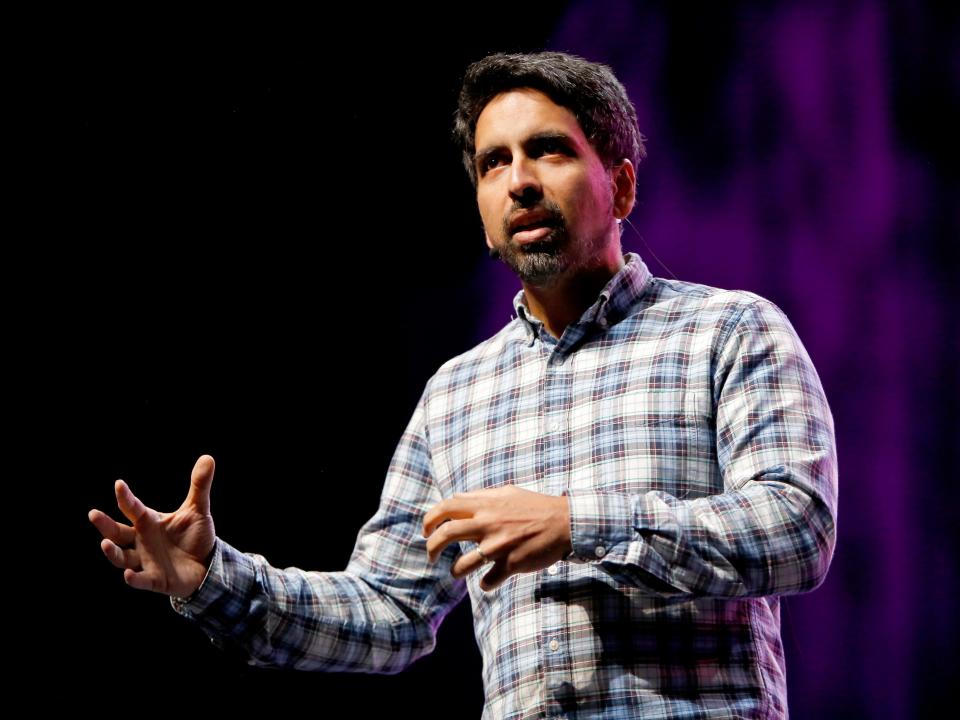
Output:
[
  {"left": 564, "top": 491, "right": 634, "bottom": 564},
  {"left": 169, "top": 538, "right": 223, "bottom": 616},
  {"left": 168, "top": 537, "right": 257, "bottom": 620}
]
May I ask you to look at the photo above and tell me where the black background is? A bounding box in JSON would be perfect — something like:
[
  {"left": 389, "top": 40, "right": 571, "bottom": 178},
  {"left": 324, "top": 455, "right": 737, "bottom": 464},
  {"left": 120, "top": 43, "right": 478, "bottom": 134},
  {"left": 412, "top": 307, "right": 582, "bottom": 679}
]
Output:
[
  {"left": 21, "top": 3, "right": 958, "bottom": 716},
  {"left": 47, "top": 6, "right": 576, "bottom": 714}
]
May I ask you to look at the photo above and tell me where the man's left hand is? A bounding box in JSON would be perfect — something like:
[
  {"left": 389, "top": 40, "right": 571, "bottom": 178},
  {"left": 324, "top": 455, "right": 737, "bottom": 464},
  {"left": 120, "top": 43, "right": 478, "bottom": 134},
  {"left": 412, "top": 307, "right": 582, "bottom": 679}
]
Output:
[{"left": 423, "top": 486, "right": 572, "bottom": 591}]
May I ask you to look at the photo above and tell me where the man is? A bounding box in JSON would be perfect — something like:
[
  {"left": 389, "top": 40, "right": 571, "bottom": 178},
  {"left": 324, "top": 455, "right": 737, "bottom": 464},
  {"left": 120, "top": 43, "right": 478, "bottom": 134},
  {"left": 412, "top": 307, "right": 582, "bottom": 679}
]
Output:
[{"left": 88, "top": 51, "right": 837, "bottom": 718}]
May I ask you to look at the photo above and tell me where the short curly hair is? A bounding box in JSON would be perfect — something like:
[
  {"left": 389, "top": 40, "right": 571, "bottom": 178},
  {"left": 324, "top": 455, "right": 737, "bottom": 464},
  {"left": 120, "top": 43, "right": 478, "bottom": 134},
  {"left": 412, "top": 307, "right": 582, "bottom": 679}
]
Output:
[{"left": 452, "top": 51, "right": 646, "bottom": 189}]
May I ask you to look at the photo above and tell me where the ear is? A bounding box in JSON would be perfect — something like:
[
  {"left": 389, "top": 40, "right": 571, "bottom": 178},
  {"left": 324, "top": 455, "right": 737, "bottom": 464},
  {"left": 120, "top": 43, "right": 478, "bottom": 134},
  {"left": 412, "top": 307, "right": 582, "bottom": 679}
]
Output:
[{"left": 610, "top": 159, "right": 637, "bottom": 220}]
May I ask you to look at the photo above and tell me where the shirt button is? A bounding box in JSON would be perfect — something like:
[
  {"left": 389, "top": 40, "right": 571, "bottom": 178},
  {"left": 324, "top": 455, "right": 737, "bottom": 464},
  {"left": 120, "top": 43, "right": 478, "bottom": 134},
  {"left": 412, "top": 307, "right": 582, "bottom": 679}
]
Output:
[
  {"left": 548, "top": 563, "right": 559, "bottom": 575},
  {"left": 594, "top": 545, "right": 607, "bottom": 558},
  {"left": 549, "top": 638, "right": 560, "bottom": 652},
  {"left": 550, "top": 421, "right": 561, "bottom": 431}
]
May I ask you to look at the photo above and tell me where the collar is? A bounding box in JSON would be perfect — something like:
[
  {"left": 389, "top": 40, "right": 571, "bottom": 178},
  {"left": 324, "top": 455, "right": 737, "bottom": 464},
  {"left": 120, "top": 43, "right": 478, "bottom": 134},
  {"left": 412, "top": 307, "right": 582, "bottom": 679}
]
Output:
[{"left": 511, "top": 252, "right": 652, "bottom": 343}]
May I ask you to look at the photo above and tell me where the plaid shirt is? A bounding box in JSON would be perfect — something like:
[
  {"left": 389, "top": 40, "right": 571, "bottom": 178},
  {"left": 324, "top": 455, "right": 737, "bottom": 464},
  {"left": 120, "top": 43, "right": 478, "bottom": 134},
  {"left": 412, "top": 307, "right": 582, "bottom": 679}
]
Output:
[{"left": 171, "top": 252, "right": 837, "bottom": 719}]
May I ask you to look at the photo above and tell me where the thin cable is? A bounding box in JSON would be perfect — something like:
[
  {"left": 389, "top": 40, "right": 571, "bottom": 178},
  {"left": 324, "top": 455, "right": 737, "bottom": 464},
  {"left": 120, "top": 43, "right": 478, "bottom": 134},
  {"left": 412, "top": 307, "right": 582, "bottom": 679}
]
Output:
[{"left": 622, "top": 216, "right": 680, "bottom": 281}]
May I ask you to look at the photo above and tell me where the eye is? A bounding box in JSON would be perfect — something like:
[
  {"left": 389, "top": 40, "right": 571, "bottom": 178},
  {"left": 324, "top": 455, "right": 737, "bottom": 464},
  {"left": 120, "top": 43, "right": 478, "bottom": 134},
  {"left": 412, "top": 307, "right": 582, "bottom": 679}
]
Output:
[
  {"left": 482, "top": 155, "right": 505, "bottom": 172},
  {"left": 538, "top": 139, "right": 568, "bottom": 157}
]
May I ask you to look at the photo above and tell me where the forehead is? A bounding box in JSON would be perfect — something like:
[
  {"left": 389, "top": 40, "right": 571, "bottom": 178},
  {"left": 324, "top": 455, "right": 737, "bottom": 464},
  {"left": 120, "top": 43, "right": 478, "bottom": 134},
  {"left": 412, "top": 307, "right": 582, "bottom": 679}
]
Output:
[{"left": 474, "top": 88, "right": 588, "bottom": 149}]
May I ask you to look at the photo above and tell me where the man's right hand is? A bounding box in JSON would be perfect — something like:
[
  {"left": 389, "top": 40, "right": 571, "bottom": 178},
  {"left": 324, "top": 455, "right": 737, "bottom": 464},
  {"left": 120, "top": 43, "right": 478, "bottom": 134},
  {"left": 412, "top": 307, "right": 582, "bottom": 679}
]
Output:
[{"left": 88, "top": 454, "right": 217, "bottom": 598}]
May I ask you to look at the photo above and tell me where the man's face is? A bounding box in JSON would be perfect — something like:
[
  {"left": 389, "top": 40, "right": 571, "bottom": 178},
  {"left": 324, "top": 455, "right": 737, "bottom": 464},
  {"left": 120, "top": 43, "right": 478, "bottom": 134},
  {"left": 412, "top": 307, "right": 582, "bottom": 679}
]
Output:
[{"left": 474, "top": 88, "right": 622, "bottom": 286}]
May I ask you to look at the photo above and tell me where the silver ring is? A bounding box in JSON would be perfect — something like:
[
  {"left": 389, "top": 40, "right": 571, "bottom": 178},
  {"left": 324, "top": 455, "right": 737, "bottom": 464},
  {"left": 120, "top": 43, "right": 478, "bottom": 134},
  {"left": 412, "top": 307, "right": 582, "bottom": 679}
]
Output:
[{"left": 475, "top": 545, "right": 490, "bottom": 563}]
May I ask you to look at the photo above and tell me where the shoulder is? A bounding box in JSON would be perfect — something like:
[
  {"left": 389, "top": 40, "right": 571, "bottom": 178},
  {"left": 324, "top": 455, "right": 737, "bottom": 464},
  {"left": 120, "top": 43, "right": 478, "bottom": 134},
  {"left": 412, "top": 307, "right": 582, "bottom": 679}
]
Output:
[
  {"left": 431, "top": 317, "right": 525, "bottom": 376},
  {"left": 646, "top": 275, "right": 771, "bottom": 315},
  {"left": 633, "top": 277, "right": 814, "bottom": 374},
  {"left": 631, "top": 275, "right": 794, "bottom": 338},
  {"left": 417, "top": 319, "right": 524, "bottom": 409},
  {"left": 651, "top": 279, "right": 818, "bottom": 383}
]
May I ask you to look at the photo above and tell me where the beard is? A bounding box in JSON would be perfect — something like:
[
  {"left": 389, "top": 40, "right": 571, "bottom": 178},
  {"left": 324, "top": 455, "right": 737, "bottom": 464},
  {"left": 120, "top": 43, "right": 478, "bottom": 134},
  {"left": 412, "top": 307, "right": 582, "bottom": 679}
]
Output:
[{"left": 495, "top": 202, "right": 573, "bottom": 287}]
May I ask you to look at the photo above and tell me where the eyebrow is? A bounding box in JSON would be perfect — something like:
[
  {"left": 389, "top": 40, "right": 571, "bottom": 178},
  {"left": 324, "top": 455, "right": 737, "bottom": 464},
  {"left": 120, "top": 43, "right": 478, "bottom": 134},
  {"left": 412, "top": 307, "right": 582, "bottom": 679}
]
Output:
[{"left": 474, "top": 131, "right": 576, "bottom": 173}]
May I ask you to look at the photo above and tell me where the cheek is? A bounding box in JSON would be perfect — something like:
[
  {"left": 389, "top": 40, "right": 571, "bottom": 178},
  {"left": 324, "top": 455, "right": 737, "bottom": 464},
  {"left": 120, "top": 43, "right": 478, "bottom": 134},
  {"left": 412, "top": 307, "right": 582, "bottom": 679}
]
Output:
[
  {"left": 478, "top": 198, "right": 503, "bottom": 235},
  {"left": 479, "top": 210, "right": 497, "bottom": 236},
  {"left": 574, "top": 177, "right": 612, "bottom": 225},
  {"left": 566, "top": 180, "right": 599, "bottom": 225}
]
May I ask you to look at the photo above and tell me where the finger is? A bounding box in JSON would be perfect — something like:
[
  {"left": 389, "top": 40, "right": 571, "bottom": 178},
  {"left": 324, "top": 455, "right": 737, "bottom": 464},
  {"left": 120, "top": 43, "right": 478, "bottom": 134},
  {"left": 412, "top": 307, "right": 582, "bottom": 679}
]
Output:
[
  {"left": 451, "top": 544, "right": 494, "bottom": 579},
  {"left": 123, "top": 568, "right": 158, "bottom": 592},
  {"left": 423, "top": 496, "right": 481, "bottom": 538},
  {"left": 100, "top": 538, "right": 140, "bottom": 571},
  {"left": 88, "top": 508, "right": 136, "bottom": 546},
  {"left": 115, "top": 480, "right": 150, "bottom": 525},
  {"left": 425, "top": 519, "right": 484, "bottom": 563},
  {"left": 185, "top": 454, "right": 215, "bottom": 515},
  {"left": 480, "top": 559, "right": 511, "bottom": 592}
]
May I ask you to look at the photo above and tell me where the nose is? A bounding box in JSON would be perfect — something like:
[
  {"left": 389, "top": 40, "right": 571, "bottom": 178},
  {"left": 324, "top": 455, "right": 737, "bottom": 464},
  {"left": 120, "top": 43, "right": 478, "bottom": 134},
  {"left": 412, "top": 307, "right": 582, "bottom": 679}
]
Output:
[{"left": 508, "top": 156, "right": 542, "bottom": 204}]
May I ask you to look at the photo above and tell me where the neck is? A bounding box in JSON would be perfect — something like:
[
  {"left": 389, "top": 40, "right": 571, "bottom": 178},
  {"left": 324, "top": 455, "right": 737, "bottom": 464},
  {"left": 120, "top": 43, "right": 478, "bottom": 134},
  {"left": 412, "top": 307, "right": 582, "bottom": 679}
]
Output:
[{"left": 522, "top": 251, "right": 625, "bottom": 340}]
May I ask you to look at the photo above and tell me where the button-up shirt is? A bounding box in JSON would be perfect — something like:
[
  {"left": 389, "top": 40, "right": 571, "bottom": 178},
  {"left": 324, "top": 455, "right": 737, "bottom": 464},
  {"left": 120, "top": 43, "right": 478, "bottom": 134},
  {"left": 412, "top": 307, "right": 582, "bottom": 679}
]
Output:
[{"left": 171, "top": 252, "right": 837, "bottom": 719}]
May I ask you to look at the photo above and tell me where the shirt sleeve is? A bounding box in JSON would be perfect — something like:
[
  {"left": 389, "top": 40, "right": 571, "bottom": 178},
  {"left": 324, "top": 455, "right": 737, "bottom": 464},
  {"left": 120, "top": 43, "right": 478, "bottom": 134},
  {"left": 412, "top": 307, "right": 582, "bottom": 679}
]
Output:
[
  {"left": 168, "top": 388, "right": 469, "bottom": 672},
  {"left": 564, "top": 298, "right": 838, "bottom": 598}
]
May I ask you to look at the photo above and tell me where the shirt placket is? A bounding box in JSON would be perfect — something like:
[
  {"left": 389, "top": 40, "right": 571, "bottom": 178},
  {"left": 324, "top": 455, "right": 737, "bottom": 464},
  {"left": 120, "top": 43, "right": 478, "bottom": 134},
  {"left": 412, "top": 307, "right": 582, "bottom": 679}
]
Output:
[{"left": 538, "top": 330, "right": 576, "bottom": 718}]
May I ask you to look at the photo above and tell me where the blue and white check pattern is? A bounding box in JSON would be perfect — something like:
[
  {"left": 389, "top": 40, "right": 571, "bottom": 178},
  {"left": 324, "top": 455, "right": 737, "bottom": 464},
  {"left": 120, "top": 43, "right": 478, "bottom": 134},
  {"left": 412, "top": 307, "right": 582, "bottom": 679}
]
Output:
[{"left": 171, "top": 252, "right": 837, "bottom": 719}]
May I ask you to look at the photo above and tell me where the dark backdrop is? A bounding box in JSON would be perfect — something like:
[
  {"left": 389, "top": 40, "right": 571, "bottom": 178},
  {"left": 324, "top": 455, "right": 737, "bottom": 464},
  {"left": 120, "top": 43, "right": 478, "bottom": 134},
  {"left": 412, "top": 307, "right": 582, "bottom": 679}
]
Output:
[{"left": 39, "top": 2, "right": 957, "bottom": 717}]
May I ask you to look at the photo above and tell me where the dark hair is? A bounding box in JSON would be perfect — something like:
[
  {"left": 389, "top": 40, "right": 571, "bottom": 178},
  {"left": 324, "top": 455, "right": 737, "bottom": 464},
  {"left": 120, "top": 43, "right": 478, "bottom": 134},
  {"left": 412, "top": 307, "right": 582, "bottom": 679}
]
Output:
[{"left": 452, "top": 51, "right": 647, "bottom": 189}]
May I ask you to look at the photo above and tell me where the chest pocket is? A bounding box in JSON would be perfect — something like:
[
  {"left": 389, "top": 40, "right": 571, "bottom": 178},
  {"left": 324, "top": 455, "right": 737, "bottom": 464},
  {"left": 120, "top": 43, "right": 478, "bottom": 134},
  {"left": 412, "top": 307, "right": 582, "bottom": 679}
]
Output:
[
  {"left": 571, "top": 387, "right": 719, "bottom": 499},
  {"left": 618, "top": 387, "right": 704, "bottom": 426}
]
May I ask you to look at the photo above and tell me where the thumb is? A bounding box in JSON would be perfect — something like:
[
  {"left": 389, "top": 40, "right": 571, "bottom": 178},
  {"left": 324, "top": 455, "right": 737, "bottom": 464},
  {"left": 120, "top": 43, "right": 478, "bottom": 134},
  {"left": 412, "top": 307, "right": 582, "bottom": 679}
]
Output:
[{"left": 186, "top": 454, "right": 215, "bottom": 515}]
